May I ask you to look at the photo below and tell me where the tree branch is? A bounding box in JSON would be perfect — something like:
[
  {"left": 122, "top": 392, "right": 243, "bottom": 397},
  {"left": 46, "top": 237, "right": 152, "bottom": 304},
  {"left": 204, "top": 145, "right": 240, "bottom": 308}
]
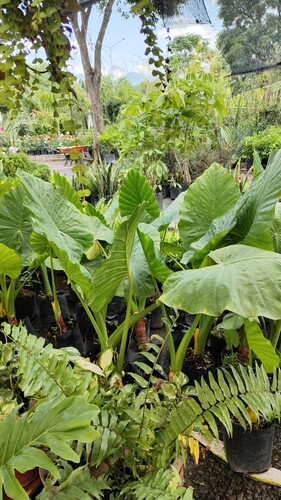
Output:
[{"left": 94, "top": 0, "right": 115, "bottom": 72}]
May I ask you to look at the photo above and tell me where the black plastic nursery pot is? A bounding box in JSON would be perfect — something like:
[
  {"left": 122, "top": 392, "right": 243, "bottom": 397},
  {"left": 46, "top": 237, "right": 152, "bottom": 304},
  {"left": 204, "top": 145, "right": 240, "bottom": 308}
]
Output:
[
  {"left": 46, "top": 322, "right": 85, "bottom": 355},
  {"left": 38, "top": 292, "right": 69, "bottom": 330},
  {"left": 222, "top": 422, "right": 275, "bottom": 474},
  {"left": 15, "top": 289, "right": 37, "bottom": 320}
]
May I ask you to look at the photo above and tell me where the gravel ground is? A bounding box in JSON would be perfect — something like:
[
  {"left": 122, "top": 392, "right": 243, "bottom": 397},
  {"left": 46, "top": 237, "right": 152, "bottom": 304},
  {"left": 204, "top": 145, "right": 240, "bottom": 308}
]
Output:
[{"left": 185, "top": 425, "right": 281, "bottom": 499}]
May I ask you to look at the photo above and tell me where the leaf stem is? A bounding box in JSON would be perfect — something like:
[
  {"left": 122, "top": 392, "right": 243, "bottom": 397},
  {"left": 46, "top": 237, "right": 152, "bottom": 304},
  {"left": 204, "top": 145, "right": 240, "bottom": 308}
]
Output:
[{"left": 117, "top": 276, "right": 133, "bottom": 374}]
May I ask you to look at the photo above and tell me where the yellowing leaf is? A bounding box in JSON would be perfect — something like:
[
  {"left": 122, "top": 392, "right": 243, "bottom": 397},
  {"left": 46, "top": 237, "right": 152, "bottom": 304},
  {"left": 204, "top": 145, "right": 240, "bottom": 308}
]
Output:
[
  {"left": 188, "top": 437, "right": 200, "bottom": 464},
  {"left": 86, "top": 241, "right": 100, "bottom": 260},
  {"left": 99, "top": 348, "right": 113, "bottom": 370},
  {"left": 247, "top": 406, "right": 258, "bottom": 423},
  {"left": 71, "top": 356, "right": 104, "bottom": 376}
]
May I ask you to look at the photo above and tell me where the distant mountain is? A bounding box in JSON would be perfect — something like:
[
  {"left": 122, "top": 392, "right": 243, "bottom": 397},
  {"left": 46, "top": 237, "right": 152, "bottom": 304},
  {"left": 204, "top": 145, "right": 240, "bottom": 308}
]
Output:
[{"left": 126, "top": 71, "right": 151, "bottom": 84}]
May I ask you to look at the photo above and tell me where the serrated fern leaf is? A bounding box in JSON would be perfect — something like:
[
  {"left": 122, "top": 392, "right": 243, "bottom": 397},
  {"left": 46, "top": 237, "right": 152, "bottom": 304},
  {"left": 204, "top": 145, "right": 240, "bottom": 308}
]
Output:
[
  {"left": 121, "top": 468, "right": 193, "bottom": 499},
  {"left": 90, "top": 410, "right": 130, "bottom": 466},
  {"left": 0, "top": 397, "right": 99, "bottom": 500},
  {"left": 160, "top": 364, "right": 281, "bottom": 453},
  {"left": 37, "top": 464, "right": 110, "bottom": 500},
  {"left": 9, "top": 324, "right": 98, "bottom": 401}
]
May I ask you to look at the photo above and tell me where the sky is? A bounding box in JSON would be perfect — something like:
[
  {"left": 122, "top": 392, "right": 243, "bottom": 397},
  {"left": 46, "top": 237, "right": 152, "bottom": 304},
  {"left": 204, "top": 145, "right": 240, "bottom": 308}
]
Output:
[{"left": 69, "top": 0, "right": 222, "bottom": 80}]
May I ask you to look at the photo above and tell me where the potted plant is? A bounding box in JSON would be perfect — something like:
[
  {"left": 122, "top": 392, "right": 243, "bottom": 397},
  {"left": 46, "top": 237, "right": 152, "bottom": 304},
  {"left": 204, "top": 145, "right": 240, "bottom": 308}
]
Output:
[
  {"left": 222, "top": 409, "right": 277, "bottom": 473},
  {"left": 87, "top": 158, "right": 125, "bottom": 202},
  {"left": 157, "top": 151, "right": 281, "bottom": 379}
]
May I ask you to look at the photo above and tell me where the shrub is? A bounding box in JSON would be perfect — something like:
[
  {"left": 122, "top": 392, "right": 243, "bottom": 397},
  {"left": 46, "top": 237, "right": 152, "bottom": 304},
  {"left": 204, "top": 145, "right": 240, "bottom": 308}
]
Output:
[
  {"left": 242, "top": 126, "right": 281, "bottom": 160},
  {"left": 0, "top": 151, "right": 50, "bottom": 180}
]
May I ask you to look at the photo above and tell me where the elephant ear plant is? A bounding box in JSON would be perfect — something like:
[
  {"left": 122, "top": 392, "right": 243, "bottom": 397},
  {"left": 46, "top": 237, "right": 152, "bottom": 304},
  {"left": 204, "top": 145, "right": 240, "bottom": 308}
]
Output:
[
  {"left": 159, "top": 150, "right": 281, "bottom": 375},
  {"left": 0, "top": 182, "right": 43, "bottom": 324},
  {"left": 17, "top": 169, "right": 171, "bottom": 373}
]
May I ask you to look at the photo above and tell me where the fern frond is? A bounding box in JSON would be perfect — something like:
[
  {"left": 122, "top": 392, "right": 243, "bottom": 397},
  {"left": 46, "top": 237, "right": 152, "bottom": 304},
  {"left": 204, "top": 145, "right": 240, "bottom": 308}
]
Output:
[
  {"left": 7, "top": 324, "right": 100, "bottom": 402},
  {"left": 90, "top": 410, "right": 131, "bottom": 466},
  {"left": 37, "top": 463, "right": 110, "bottom": 500},
  {"left": 159, "top": 364, "right": 281, "bottom": 458},
  {"left": 121, "top": 468, "right": 194, "bottom": 499}
]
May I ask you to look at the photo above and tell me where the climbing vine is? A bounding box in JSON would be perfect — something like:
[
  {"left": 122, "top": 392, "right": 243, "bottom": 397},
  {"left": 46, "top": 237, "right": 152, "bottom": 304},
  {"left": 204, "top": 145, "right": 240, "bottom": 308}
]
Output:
[
  {"left": 0, "top": 0, "right": 75, "bottom": 107},
  {"left": 0, "top": 0, "right": 186, "bottom": 105}
]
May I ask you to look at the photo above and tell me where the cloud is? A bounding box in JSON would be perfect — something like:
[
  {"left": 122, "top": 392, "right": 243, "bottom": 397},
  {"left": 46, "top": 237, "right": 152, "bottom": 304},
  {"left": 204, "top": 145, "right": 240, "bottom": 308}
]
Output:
[
  {"left": 158, "top": 23, "right": 218, "bottom": 48},
  {"left": 67, "top": 63, "right": 85, "bottom": 75}
]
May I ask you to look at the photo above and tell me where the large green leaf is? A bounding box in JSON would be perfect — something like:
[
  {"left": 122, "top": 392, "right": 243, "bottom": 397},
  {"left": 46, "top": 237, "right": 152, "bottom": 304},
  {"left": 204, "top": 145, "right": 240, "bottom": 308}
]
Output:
[
  {"left": 152, "top": 191, "right": 186, "bottom": 231},
  {"left": 87, "top": 216, "right": 113, "bottom": 245},
  {"left": 129, "top": 233, "right": 155, "bottom": 298},
  {"left": 138, "top": 229, "right": 172, "bottom": 283},
  {"left": 53, "top": 171, "right": 82, "bottom": 210},
  {"left": 181, "top": 206, "right": 238, "bottom": 267},
  {"left": 178, "top": 164, "right": 240, "bottom": 252},
  {"left": 119, "top": 169, "right": 160, "bottom": 220},
  {"left": 227, "top": 149, "right": 281, "bottom": 250},
  {"left": 0, "top": 183, "right": 33, "bottom": 264},
  {"left": 271, "top": 202, "right": 281, "bottom": 253},
  {"left": 89, "top": 204, "right": 146, "bottom": 312},
  {"left": 0, "top": 396, "right": 99, "bottom": 500},
  {"left": 19, "top": 171, "right": 94, "bottom": 263},
  {"left": 243, "top": 318, "right": 280, "bottom": 373},
  {"left": 0, "top": 243, "right": 21, "bottom": 278},
  {"left": 53, "top": 173, "right": 113, "bottom": 244},
  {"left": 160, "top": 245, "right": 281, "bottom": 319}
]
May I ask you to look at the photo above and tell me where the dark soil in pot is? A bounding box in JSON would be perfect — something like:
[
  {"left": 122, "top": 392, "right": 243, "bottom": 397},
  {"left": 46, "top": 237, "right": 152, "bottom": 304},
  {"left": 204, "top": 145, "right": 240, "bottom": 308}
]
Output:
[
  {"left": 22, "top": 316, "right": 36, "bottom": 336},
  {"left": 45, "top": 321, "right": 85, "bottom": 355},
  {"left": 208, "top": 333, "right": 227, "bottom": 365},
  {"left": 67, "top": 284, "right": 80, "bottom": 305},
  {"left": 107, "top": 296, "right": 126, "bottom": 320},
  {"left": 149, "top": 306, "right": 164, "bottom": 329},
  {"left": 181, "top": 347, "right": 217, "bottom": 386}
]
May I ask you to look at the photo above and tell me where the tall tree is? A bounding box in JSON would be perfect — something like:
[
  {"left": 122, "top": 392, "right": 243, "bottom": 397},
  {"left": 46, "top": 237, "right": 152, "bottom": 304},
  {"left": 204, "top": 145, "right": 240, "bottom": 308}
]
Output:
[
  {"left": 217, "top": 0, "right": 281, "bottom": 73},
  {"left": 70, "top": 0, "right": 115, "bottom": 151},
  {"left": 0, "top": 0, "right": 210, "bottom": 152}
]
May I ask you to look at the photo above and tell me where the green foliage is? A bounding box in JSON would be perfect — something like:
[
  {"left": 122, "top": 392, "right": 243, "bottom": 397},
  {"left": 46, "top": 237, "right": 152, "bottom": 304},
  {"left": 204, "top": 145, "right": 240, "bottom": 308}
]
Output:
[
  {"left": 179, "top": 163, "right": 240, "bottom": 264},
  {"left": 98, "top": 124, "right": 123, "bottom": 156},
  {"left": 101, "top": 76, "right": 137, "bottom": 125},
  {"left": 0, "top": 0, "right": 74, "bottom": 107},
  {"left": 36, "top": 462, "right": 109, "bottom": 500},
  {"left": 0, "top": 396, "right": 99, "bottom": 500},
  {"left": 87, "top": 160, "right": 125, "bottom": 198},
  {"left": 6, "top": 323, "right": 102, "bottom": 403},
  {"left": 119, "top": 168, "right": 160, "bottom": 219},
  {"left": 3, "top": 324, "right": 281, "bottom": 499},
  {"left": 0, "top": 152, "right": 50, "bottom": 180},
  {"left": 122, "top": 468, "right": 194, "bottom": 499},
  {"left": 161, "top": 364, "right": 281, "bottom": 450},
  {"left": 242, "top": 126, "right": 281, "bottom": 160},
  {"left": 19, "top": 170, "right": 94, "bottom": 264},
  {"left": 217, "top": 0, "right": 281, "bottom": 72},
  {"left": 118, "top": 72, "right": 225, "bottom": 185}
]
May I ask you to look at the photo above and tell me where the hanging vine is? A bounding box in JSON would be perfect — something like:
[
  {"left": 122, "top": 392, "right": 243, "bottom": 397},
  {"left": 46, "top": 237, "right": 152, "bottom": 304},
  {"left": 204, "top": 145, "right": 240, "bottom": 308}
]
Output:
[
  {"left": 0, "top": 0, "right": 187, "bottom": 104},
  {"left": 0, "top": 0, "right": 75, "bottom": 107}
]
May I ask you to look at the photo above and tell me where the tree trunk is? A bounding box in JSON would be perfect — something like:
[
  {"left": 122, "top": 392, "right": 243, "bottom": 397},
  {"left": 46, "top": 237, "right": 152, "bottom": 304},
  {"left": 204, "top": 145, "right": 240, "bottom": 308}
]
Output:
[{"left": 71, "top": 0, "right": 115, "bottom": 154}]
